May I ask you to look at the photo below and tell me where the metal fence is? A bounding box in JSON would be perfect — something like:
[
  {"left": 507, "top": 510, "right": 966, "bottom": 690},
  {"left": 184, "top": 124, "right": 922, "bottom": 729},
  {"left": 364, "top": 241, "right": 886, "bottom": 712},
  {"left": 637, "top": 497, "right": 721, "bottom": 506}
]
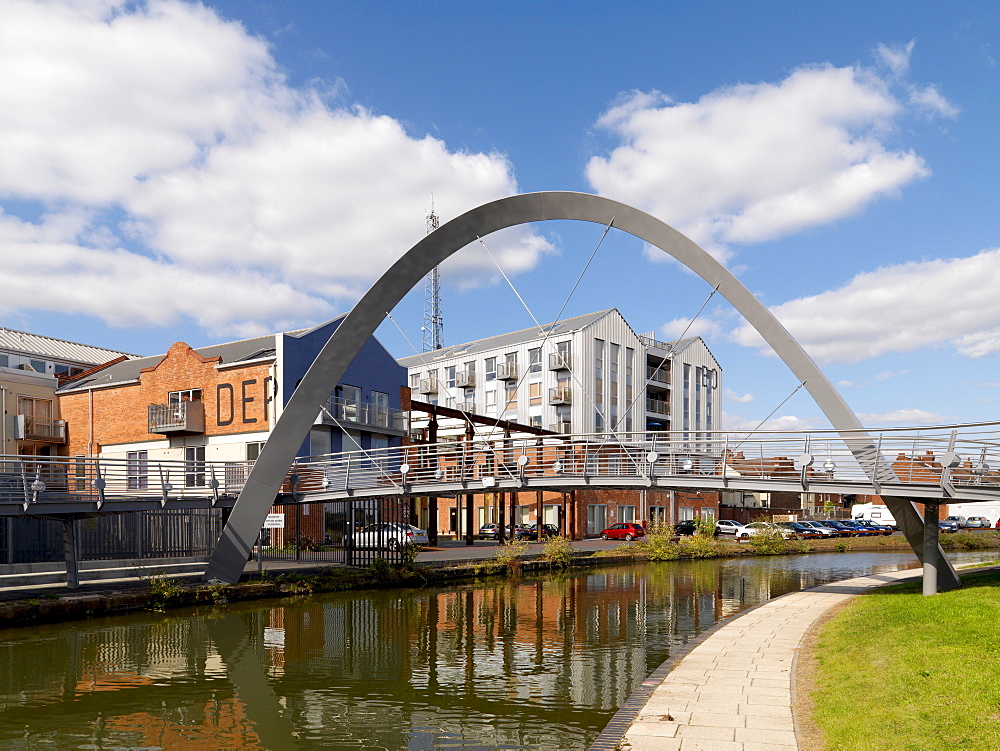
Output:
[{"left": 0, "top": 508, "right": 225, "bottom": 565}]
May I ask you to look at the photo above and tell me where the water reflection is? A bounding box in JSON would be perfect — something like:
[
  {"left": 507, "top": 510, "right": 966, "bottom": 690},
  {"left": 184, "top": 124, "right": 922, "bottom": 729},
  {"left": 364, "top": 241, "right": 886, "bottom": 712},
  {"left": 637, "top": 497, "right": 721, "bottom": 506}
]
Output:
[{"left": 0, "top": 551, "right": 993, "bottom": 750}]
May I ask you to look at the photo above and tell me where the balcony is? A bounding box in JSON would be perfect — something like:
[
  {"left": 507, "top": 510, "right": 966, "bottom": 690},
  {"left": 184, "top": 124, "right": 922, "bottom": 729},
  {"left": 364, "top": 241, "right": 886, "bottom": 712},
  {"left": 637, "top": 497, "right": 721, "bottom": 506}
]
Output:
[
  {"left": 321, "top": 397, "right": 409, "bottom": 435},
  {"left": 646, "top": 365, "right": 669, "bottom": 383},
  {"left": 455, "top": 371, "right": 476, "bottom": 388},
  {"left": 548, "top": 421, "right": 573, "bottom": 435},
  {"left": 496, "top": 363, "right": 518, "bottom": 381},
  {"left": 18, "top": 416, "right": 67, "bottom": 444},
  {"left": 148, "top": 400, "right": 205, "bottom": 434},
  {"left": 646, "top": 398, "right": 670, "bottom": 416},
  {"left": 418, "top": 377, "right": 439, "bottom": 394},
  {"left": 548, "top": 352, "right": 572, "bottom": 371},
  {"left": 548, "top": 386, "right": 572, "bottom": 405},
  {"left": 454, "top": 401, "right": 476, "bottom": 413}
]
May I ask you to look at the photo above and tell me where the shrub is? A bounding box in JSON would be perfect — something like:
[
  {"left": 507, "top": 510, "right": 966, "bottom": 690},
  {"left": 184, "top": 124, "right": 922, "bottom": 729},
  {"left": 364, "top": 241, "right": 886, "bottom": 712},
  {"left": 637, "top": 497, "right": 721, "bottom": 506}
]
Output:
[
  {"left": 942, "top": 532, "right": 993, "bottom": 550},
  {"left": 144, "top": 574, "right": 184, "bottom": 611},
  {"left": 746, "top": 525, "right": 790, "bottom": 555},
  {"left": 541, "top": 535, "right": 574, "bottom": 568},
  {"left": 491, "top": 538, "right": 530, "bottom": 574},
  {"left": 640, "top": 522, "right": 681, "bottom": 561},
  {"left": 834, "top": 541, "right": 852, "bottom": 553},
  {"left": 679, "top": 534, "right": 721, "bottom": 558}
]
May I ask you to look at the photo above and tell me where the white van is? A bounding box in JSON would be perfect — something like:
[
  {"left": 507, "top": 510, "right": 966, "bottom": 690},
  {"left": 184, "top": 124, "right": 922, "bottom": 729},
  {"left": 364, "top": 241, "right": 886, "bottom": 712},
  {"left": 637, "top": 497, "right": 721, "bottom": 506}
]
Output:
[{"left": 852, "top": 502, "right": 896, "bottom": 528}]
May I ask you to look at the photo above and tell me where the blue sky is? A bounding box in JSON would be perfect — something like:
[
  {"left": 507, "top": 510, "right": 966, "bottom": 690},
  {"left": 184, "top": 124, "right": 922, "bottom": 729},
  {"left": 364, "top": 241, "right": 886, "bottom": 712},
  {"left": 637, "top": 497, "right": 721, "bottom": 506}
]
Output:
[{"left": 2, "top": 0, "right": 999, "bottom": 430}]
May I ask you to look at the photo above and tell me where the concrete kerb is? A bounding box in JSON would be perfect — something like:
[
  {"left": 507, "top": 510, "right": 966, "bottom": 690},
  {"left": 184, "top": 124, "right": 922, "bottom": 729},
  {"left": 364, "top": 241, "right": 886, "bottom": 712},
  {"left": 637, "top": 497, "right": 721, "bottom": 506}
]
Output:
[{"left": 592, "top": 562, "right": 1000, "bottom": 751}]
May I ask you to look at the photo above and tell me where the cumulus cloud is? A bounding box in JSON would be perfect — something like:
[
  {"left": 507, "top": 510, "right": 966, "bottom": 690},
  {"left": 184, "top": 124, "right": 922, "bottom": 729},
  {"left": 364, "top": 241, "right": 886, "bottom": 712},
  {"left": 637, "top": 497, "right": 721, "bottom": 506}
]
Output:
[
  {"left": 722, "top": 412, "right": 821, "bottom": 431},
  {"left": 724, "top": 389, "right": 754, "bottom": 403},
  {"left": 856, "top": 408, "right": 948, "bottom": 427},
  {"left": 586, "top": 46, "right": 952, "bottom": 259},
  {"left": 0, "top": 0, "right": 549, "bottom": 336},
  {"left": 731, "top": 248, "right": 1000, "bottom": 363},
  {"left": 658, "top": 317, "right": 723, "bottom": 341}
]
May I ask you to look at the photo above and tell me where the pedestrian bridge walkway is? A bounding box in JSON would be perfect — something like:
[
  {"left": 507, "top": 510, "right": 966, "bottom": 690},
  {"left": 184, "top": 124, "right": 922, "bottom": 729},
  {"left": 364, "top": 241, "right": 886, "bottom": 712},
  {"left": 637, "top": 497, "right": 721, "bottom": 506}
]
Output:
[{"left": 5, "top": 423, "right": 1000, "bottom": 516}]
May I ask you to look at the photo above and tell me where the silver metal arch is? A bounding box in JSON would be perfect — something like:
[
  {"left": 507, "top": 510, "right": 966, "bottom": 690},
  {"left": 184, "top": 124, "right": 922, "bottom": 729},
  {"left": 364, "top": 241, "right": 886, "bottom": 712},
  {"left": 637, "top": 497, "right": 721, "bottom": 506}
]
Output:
[{"left": 203, "top": 191, "right": 958, "bottom": 588}]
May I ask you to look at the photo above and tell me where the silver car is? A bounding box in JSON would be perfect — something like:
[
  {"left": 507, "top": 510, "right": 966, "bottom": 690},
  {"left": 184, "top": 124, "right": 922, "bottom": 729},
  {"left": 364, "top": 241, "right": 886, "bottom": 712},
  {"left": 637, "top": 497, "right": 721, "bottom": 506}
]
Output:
[{"left": 348, "top": 522, "right": 429, "bottom": 551}]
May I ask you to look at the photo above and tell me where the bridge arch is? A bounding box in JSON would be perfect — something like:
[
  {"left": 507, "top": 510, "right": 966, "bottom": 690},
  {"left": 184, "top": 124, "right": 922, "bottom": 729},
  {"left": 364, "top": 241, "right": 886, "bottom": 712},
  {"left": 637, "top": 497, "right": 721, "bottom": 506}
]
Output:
[{"left": 204, "top": 191, "right": 956, "bottom": 588}]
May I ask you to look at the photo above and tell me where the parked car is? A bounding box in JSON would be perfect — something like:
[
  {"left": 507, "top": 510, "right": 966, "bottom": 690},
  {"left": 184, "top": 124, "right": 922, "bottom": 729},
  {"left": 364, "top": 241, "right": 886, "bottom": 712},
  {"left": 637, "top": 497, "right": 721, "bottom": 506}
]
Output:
[
  {"left": 819, "top": 520, "right": 859, "bottom": 537},
  {"left": 838, "top": 521, "right": 879, "bottom": 536},
  {"left": 736, "top": 522, "right": 793, "bottom": 540},
  {"left": 939, "top": 520, "right": 960, "bottom": 533},
  {"left": 715, "top": 520, "right": 747, "bottom": 536},
  {"left": 599, "top": 523, "right": 646, "bottom": 541},
  {"left": 944, "top": 515, "right": 967, "bottom": 528},
  {"left": 347, "top": 522, "right": 428, "bottom": 551},
  {"left": 478, "top": 523, "right": 501, "bottom": 540},
  {"left": 798, "top": 520, "right": 839, "bottom": 538},
  {"left": 965, "top": 516, "right": 992, "bottom": 529},
  {"left": 780, "top": 522, "right": 823, "bottom": 539},
  {"left": 516, "top": 523, "right": 560, "bottom": 539},
  {"left": 852, "top": 519, "right": 893, "bottom": 535},
  {"left": 673, "top": 519, "right": 721, "bottom": 537}
]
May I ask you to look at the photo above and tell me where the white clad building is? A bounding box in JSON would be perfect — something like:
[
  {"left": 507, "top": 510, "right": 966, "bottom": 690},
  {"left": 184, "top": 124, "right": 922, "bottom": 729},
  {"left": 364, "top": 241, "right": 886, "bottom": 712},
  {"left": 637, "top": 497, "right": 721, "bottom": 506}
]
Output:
[{"left": 399, "top": 308, "right": 721, "bottom": 439}]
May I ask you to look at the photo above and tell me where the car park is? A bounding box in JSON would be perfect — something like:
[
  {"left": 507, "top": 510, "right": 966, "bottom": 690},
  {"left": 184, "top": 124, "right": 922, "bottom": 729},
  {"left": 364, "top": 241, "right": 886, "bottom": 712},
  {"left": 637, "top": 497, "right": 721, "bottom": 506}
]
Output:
[
  {"left": 513, "top": 523, "right": 559, "bottom": 540},
  {"left": 715, "top": 520, "right": 747, "bottom": 536},
  {"left": 347, "top": 522, "right": 429, "bottom": 551},
  {"left": 820, "top": 520, "right": 859, "bottom": 537},
  {"left": 852, "top": 519, "right": 893, "bottom": 535},
  {"left": 780, "top": 522, "right": 823, "bottom": 539},
  {"left": 944, "top": 515, "right": 967, "bottom": 528},
  {"left": 965, "top": 516, "right": 992, "bottom": 529},
  {"left": 673, "top": 519, "right": 722, "bottom": 536},
  {"left": 599, "top": 522, "right": 646, "bottom": 541},
  {"left": 839, "top": 521, "right": 879, "bottom": 536}
]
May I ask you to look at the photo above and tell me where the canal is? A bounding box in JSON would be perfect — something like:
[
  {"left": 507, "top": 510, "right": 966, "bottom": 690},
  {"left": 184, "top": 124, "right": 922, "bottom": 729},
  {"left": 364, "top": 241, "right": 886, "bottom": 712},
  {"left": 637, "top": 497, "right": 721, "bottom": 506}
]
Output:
[{"left": 0, "top": 550, "right": 993, "bottom": 750}]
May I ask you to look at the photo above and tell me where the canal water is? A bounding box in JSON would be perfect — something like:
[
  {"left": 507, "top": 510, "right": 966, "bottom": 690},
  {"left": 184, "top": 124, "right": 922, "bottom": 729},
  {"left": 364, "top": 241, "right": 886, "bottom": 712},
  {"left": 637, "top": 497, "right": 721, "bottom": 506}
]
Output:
[{"left": 0, "top": 551, "right": 993, "bottom": 750}]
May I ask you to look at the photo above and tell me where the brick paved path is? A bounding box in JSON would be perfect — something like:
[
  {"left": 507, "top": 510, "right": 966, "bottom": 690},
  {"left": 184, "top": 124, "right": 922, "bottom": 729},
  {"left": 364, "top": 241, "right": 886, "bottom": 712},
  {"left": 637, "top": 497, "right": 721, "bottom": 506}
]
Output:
[{"left": 613, "top": 568, "right": 922, "bottom": 750}]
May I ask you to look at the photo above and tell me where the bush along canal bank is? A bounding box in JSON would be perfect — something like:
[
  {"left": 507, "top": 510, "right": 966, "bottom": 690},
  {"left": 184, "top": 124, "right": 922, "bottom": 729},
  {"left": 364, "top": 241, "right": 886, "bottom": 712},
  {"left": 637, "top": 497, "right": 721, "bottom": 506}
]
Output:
[{"left": 1, "top": 529, "right": 998, "bottom": 629}]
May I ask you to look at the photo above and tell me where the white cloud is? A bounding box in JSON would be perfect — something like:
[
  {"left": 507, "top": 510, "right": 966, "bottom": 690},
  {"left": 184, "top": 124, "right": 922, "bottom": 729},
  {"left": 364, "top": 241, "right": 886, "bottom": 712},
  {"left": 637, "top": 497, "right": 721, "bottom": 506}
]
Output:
[
  {"left": 0, "top": 0, "right": 549, "bottom": 336},
  {"left": 586, "top": 51, "right": 946, "bottom": 259},
  {"left": 731, "top": 248, "right": 1000, "bottom": 363},
  {"left": 658, "top": 317, "right": 723, "bottom": 341},
  {"left": 721, "top": 412, "right": 821, "bottom": 431},
  {"left": 724, "top": 388, "right": 754, "bottom": 403},
  {"left": 856, "top": 408, "right": 948, "bottom": 427}
]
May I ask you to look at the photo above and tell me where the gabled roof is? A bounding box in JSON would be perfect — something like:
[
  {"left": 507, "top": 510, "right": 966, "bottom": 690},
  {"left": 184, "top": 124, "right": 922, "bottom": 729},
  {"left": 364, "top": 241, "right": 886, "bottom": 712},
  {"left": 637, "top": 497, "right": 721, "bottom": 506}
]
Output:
[
  {"left": 398, "top": 309, "right": 618, "bottom": 367},
  {"left": 57, "top": 332, "right": 281, "bottom": 393},
  {"left": 0, "top": 327, "right": 135, "bottom": 366}
]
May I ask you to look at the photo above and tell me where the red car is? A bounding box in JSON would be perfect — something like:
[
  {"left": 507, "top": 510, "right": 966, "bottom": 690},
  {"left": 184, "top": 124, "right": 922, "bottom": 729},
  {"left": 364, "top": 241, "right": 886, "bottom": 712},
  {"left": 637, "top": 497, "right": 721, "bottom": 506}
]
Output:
[{"left": 599, "top": 523, "right": 646, "bottom": 541}]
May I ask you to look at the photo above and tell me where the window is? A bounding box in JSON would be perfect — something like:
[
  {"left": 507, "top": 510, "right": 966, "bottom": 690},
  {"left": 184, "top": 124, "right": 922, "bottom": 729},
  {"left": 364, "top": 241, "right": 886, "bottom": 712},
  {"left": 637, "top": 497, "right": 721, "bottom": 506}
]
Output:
[
  {"left": 464, "top": 361, "right": 476, "bottom": 377},
  {"left": 372, "top": 391, "right": 389, "bottom": 427},
  {"left": 609, "top": 343, "right": 619, "bottom": 429},
  {"left": 587, "top": 504, "right": 607, "bottom": 535},
  {"left": 17, "top": 396, "right": 52, "bottom": 420},
  {"left": 649, "top": 506, "right": 667, "bottom": 525},
  {"left": 169, "top": 389, "right": 203, "bottom": 403},
  {"left": 529, "top": 415, "right": 542, "bottom": 427},
  {"left": 246, "top": 442, "right": 265, "bottom": 461},
  {"left": 446, "top": 366, "right": 457, "bottom": 388},
  {"left": 485, "top": 389, "right": 497, "bottom": 415},
  {"left": 683, "top": 364, "right": 691, "bottom": 436},
  {"left": 29, "top": 359, "right": 46, "bottom": 373},
  {"left": 678, "top": 506, "right": 695, "bottom": 521},
  {"left": 504, "top": 381, "right": 517, "bottom": 413},
  {"left": 619, "top": 505, "right": 636, "bottom": 523},
  {"left": 127, "top": 451, "right": 148, "bottom": 490},
  {"left": 185, "top": 446, "right": 206, "bottom": 487},
  {"left": 529, "top": 347, "right": 541, "bottom": 373},
  {"left": 594, "top": 339, "right": 604, "bottom": 430},
  {"left": 485, "top": 357, "right": 497, "bottom": 381},
  {"left": 0, "top": 355, "right": 7, "bottom": 368},
  {"left": 529, "top": 382, "right": 542, "bottom": 406},
  {"left": 410, "top": 372, "right": 419, "bottom": 388},
  {"left": 624, "top": 347, "right": 634, "bottom": 433}
]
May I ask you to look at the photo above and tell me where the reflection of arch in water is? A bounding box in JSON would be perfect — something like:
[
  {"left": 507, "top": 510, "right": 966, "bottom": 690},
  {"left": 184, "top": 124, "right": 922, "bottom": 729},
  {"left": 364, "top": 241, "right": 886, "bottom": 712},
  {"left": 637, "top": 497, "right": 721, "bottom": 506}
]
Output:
[{"left": 203, "top": 191, "right": 957, "bottom": 589}]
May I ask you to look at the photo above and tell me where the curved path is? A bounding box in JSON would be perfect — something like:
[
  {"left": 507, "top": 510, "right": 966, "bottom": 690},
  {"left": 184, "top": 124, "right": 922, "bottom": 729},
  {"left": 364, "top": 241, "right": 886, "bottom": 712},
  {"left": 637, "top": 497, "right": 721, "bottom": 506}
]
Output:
[{"left": 593, "top": 567, "right": 928, "bottom": 750}]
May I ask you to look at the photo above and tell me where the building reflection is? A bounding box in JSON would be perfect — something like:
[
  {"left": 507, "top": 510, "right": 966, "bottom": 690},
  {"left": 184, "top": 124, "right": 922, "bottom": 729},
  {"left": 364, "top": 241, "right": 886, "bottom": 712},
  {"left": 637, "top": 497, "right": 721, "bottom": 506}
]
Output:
[{"left": 0, "top": 557, "right": 873, "bottom": 748}]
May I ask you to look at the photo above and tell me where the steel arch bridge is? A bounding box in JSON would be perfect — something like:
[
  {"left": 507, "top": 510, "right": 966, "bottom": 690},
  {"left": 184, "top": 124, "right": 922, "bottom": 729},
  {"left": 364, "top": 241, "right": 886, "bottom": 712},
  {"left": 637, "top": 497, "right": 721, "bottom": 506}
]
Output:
[{"left": 190, "top": 191, "right": 963, "bottom": 590}]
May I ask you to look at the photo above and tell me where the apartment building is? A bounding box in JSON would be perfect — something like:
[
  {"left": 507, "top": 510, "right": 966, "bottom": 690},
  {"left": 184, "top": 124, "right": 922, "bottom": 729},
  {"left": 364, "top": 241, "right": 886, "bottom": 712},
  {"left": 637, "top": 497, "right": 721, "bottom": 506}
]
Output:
[
  {"left": 399, "top": 309, "right": 724, "bottom": 536},
  {"left": 0, "top": 328, "right": 132, "bottom": 456},
  {"left": 399, "top": 308, "right": 722, "bottom": 439}
]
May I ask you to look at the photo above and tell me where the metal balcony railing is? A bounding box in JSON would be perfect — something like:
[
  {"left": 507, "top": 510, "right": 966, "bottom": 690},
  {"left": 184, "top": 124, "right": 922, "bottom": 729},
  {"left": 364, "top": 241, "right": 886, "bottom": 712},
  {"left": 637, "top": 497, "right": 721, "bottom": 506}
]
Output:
[
  {"left": 418, "top": 377, "right": 439, "bottom": 394},
  {"left": 148, "top": 401, "right": 205, "bottom": 434},
  {"left": 454, "top": 401, "right": 476, "bottom": 413},
  {"left": 646, "top": 365, "right": 669, "bottom": 383},
  {"left": 21, "top": 416, "right": 67, "bottom": 443},
  {"left": 322, "top": 397, "right": 408, "bottom": 434},
  {"left": 455, "top": 371, "right": 475, "bottom": 388},
  {"left": 496, "top": 363, "right": 518, "bottom": 380},
  {"left": 548, "top": 386, "right": 572, "bottom": 405},
  {"left": 646, "top": 399, "right": 670, "bottom": 416},
  {"left": 548, "top": 352, "right": 572, "bottom": 371},
  {"left": 548, "top": 422, "right": 573, "bottom": 434}
]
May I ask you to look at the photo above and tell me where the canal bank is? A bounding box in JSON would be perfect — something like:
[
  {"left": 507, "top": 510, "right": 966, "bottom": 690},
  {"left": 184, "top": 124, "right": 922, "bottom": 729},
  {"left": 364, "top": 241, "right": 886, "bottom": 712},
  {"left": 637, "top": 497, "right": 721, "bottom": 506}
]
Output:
[{"left": 597, "top": 561, "right": 1000, "bottom": 751}]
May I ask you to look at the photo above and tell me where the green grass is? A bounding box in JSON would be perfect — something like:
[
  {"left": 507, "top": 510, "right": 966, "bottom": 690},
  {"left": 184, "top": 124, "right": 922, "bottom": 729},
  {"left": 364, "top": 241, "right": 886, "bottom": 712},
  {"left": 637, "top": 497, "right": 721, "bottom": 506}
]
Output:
[{"left": 812, "top": 570, "right": 1000, "bottom": 749}]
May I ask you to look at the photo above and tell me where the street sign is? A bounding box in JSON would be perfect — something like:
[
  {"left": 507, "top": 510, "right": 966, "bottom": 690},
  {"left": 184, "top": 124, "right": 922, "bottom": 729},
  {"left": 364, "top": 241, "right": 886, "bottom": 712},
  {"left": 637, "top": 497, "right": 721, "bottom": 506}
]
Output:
[{"left": 263, "top": 513, "right": 285, "bottom": 529}]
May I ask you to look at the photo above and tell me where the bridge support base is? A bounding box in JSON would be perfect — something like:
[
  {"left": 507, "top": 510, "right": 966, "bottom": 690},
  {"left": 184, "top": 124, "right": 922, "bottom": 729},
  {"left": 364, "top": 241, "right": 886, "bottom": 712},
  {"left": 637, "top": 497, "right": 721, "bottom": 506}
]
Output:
[
  {"left": 882, "top": 496, "right": 959, "bottom": 593},
  {"left": 923, "top": 503, "right": 940, "bottom": 596},
  {"left": 62, "top": 517, "right": 79, "bottom": 590}
]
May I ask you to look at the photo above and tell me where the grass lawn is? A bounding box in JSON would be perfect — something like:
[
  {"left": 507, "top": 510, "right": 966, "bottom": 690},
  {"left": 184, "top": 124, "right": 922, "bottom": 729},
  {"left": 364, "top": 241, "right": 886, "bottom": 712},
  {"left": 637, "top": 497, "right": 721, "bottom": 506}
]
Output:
[{"left": 811, "top": 570, "right": 1000, "bottom": 749}]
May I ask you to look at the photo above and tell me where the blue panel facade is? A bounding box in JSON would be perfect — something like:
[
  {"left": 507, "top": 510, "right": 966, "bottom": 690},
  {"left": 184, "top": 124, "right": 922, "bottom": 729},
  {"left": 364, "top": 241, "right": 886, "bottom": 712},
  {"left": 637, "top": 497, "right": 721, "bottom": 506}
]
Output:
[{"left": 279, "top": 315, "right": 406, "bottom": 457}]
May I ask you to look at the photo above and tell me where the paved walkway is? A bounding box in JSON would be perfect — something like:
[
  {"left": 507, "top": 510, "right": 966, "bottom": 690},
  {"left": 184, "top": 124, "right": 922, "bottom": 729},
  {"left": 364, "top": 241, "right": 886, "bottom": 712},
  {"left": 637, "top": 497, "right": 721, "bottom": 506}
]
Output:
[{"left": 610, "top": 568, "right": 924, "bottom": 751}]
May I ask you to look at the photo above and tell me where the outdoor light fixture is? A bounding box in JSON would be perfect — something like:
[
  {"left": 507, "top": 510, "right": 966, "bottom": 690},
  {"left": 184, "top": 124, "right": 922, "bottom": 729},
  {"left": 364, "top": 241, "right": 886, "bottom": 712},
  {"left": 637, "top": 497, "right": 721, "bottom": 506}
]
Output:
[
  {"left": 552, "top": 461, "right": 563, "bottom": 474},
  {"left": 434, "top": 468, "right": 444, "bottom": 480},
  {"left": 796, "top": 453, "right": 814, "bottom": 469},
  {"left": 399, "top": 464, "right": 410, "bottom": 477},
  {"left": 822, "top": 459, "right": 836, "bottom": 473},
  {"left": 646, "top": 452, "right": 659, "bottom": 464},
  {"left": 517, "top": 454, "right": 529, "bottom": 467},
  {"left": 162, "top": 483, "right": 173, "bottom": 493},
  {"left": 681, "top": 458, "right": 694, "bottom": 472},
  {"left": 30, "top": 479, "right": 45, "bottom": 493}
]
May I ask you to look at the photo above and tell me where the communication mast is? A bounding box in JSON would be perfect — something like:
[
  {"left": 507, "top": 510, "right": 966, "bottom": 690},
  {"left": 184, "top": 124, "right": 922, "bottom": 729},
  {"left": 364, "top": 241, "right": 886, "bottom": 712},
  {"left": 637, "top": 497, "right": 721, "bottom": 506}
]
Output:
[{"left": 421, "top": 201, "right": 443, "bottom": 351}]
